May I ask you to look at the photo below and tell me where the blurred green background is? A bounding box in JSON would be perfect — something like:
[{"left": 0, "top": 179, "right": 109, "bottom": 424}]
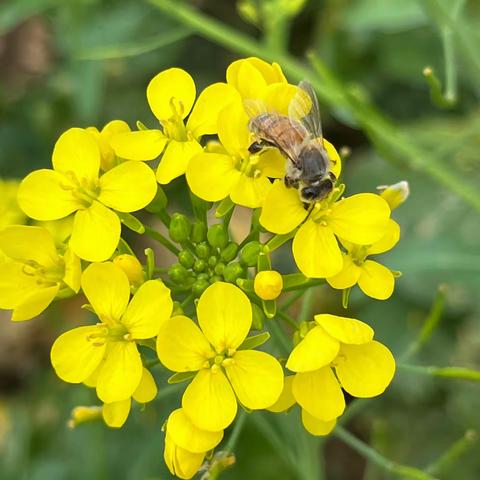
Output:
[{"left": 1, "top": 0, "right": 480, "bottom": 479}]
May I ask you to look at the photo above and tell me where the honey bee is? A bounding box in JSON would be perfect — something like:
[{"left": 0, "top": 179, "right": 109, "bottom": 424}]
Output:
[{"left": 246, "top": 81, "right": 336, "bottom": 203}]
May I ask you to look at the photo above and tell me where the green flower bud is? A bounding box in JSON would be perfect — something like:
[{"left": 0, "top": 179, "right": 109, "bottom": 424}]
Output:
[
  {"left": 169, "top": 213, "right": 192, "bottom": 243},
  {"left": 239, "top": 241, "right": 262, "bottom": 267},
  {"left": 210, "top": 275, "right": 222, "bottom": 284},
  {"left": 252, "top": 303, "right": 265, "bottom": 330},
  {"left": 207, "top": 224, "right": 229, "bottom": 249},
  {"left": 172, "top": 301, "right": 184, "bottom": 316},
  {"left": 178, "top": 249, "right": 195, "bottom": 269},
  {"left": 208, "top": 255, "right": 218, "bottom": 267},
  {"left": 220, "top": 242, "right": 239, "bottom": 263},
  {"left": 192, "top": 278, "right": 210, "bottom": 297},
  {"left": 222, "top": 262, "right": 244, "bottom": 283},
  {"left": 214, "top": 262, "right": 226, "bottom": 275},
  {"left": 168, "top": 263, "right": 189, "bottom": 284},
  {"left": 195, "top": 241, "right": 211, "bottom": 259},
  {"left": 196, "top": 273, "right": 209, "bottom": 281},
  {"left": 193, "top": 259, "right": 206, "bottom": 273},
  {"left": 191, "top": 220, "right": 207, "bottom": 243}
]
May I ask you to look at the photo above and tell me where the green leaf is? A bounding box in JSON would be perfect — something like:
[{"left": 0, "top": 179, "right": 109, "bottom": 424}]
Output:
[
  {"left": 168, "top": 371, "right": 197, "bottom": 384},
  {"left": 239, "top": 332, "right": 271, "bottom": 350},
  {"left": 263, "top": 299, "right": 276, "bottom": 319},
  {"left": 117, "top": 212, "right": 145, "bottom": 234},
  {"left": 144, "top": 248, "right": 155, "bottom": 280},
  {"left": 215, "top": 197, "right": 235, "bottom": 218}
]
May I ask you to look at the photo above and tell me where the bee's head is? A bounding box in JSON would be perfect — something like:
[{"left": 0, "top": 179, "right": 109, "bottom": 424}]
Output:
[{"left": 300, "top": 179, "right": 334, "bottom": 203}]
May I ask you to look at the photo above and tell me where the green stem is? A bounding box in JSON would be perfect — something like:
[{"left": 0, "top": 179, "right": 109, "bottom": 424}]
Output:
[
  {"left": 298, "top": 287, "right": 315, "bottom": 321},
  {"left": 276, "top": 310, "right": 298, "bottom": 330},
  {"left": 147, "top": 0, "right": 480, "bottom": 214},
  {"left": 333, "top": 426, "right": 437, "bottom": 480},
  {"left": 280, "top": 289, "right": 305, "bottom": 310},
  {"left": 143, "top": 226, "right": 179, "bottom": 255},
  {"left": 397, "top": 363, "right": 480, "bottom": 382},
  {"left": 283, "top": 278, "right": 325, "bottom": 292},
  {"left": 225, "top": 410, "right": 248, "bottom": 452}
]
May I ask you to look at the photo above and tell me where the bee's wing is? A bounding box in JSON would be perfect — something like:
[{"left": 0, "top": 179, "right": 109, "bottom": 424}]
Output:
[
  {"left": 288, "top": 80, "right": 324, "bottom": 141},
  {"left": 243, "top": 98, "right": 271, "bottom": 119}
]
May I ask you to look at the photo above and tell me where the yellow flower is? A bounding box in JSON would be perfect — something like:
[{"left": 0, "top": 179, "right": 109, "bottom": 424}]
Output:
[
  {"left": 261, "top": 182, "right": 391, "bottom": 278},
  {"left": 254, "top": 270, "right": 283, "bottom": 300},
  {"left": 0, "top": 179, "right": 25, "bottom": 229},
  {"left": 286, "top": 314, "right": 395, "bottom": 422},
  {"left": 268, "top": 375, "right": 336, "bottom": 436},
  {"left": 0, "top": 225, "right": 81, "bottom": 321},
  {"left": 101, "top": 367, "right": 158, "bottom": 428},
  {"left": 327, "top": 219, "right": 400, "bottom": 300},
  {"left": 67, "top": 406, "right": 103, "bottom": 428},
  {"left": 17, "top": 128, "right": 157, "bottom": 262},
  {"left": 87, "top": 120, "right": 130, "bottom": 171},
  {"left": 164, "top": 408, "right": 223, "bottom": 479},
  {"left": 51, "top": 262, "right": 172, "bottom": 403},
  {"left": 111, "top": 68, "right": 240, "bottom": 185},
  {"left": 156, "top": 282, "right": 284, "bottom": 431}
]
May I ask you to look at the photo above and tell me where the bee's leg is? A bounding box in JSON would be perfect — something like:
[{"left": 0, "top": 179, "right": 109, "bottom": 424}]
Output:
[{"left": 284, "top": 175, "right": 299, "bottom": 189}]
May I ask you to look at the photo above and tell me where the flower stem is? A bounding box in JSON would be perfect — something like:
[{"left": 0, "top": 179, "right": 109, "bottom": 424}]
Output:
[
  {"left": 143, "top": 226, "right": 179, "bottom": 255},
  {"left": 276, "top": 309, "right": 298, "bottom": 330},
  {"left": 225, "top": 410, "right": 247, "bottom": 452},
  {"left": 397, "top": 363, "right": 480, "bottom": 382}
]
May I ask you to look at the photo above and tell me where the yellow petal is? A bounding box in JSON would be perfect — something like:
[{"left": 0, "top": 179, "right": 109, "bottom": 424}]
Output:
[
  {"left": 262, "top": 83, "right": 298, "bottom": 115},
  {"left": 368, "top": 219, "right": 400, "bottom": 255},
  {"left": 50, "top": 326, "right": 106, "bottom": 383},
  {"left": 229, "top": 173, "right": 272, "bottom": 208},
  {"left": 103, "top": 398, "right": 131, "bottom": 428},
  {"left": 292, "top": 368, "right": 345, "bottom": 421},
  {"left": 187, "top": 82, "right": 241, "bottom": 137},
  {"left": 358, "top": 260, "right": 395, "bottom": 300},
  {"left": 122, "top": 280, "right": 173, "bottom": 339},
  {"left": 94, "top": 120, "right": 131, "bottom": 171},
  {"left": 156, "top": 139, "right": 203, "bottom": 185},
  {"left": 110, "top": 129, "right": 167, "bottom": 161},
  {"left": 330, "top": 194, "right": 390, "bottom": 245},
  {"left": 247, "top": 57, "right": 287, "bottom": 83},
  {"left": 0, "top": 260, "right": 37, "bottom": 309},
  {"left": 286, "top": 326, "right": 340, "bottom": 373},
  {"left": 314, "top": 314, "right": 374, "bottom": 345},
  {"left": 98, "top": 160, "right": 157, "bottom": 212},
  {"left": 132, "top": 368, "right": 157, "bottom": 403},
  {"left": 326, "top": 255, "right": 361, "bottom": 290},
  {"left": 156, "top": 315, "right": 214, "bottom": 372},
  {"left": 226, "top": 350, "right": 283, "bottom": 409},
  {"left": 267, "top": 375, "right": 296, "bottom": 413},
  {"left": 70, "top": 201, "right": 120, "bottom": 262},
  {"left": 260, "top": 181, "right": 308, "bottom": 234},
  {"left": 186, "top": 152, "right": 240, "bottom": 202},
  {"left": 301, "top": 409, "right": 336, "bottom": 436},
  {"left": 257, "top": 149, "right": 286, "bottom": 178},
  {"left": 147, "top": 68, "right": 196, "bottom": 121},
  {"left": 336, "top": 341, "right": 396, "bottom": 398},
  {"left": 17, "top": 169, "right": 81, "bottom": 221},
  {"left": 293, "top": 221, "right": 343, "bottom": 278},
  {"left": 167, "top": 408, "right": 223, "bottom": 454},
  {"left": 96, "top": 341, "right": 143, "bottom": 403},
  {"left": 81, "top": 262, "right": 130, "bottom": 323},
  {"left": 11, "top": 284, "right": 59, "bottom": 321},
  {"left": 217, "top": 100, "right": 250, "bottom": 155},
  {"left": 197, "top": 282, "right": 251, "bottom": 351},
  {"left": 52, "top": 128, "right": 100, "bottom": 183},
  {"left": 164, "top": 433, "right": 205, "bottom": 480},
  {"left": 0, "top": 225, "right": 58, "bottom": 267},
  {"left": 62, "top": 247, "right": 81, "bottom": 293},
  {"left": 226, "top": 59, "right": 268, "bottom": 98},
  {"left": 323, "top": 139, "right": 342, "bottom": 179},
  {"left": 182, "top": 368, "right": 237, "bottom": 431}
]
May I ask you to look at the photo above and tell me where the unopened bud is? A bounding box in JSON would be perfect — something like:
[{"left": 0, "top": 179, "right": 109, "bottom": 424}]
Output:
[
  {"left": 223, "top": 262, "right": 244, "bottom": 283},
  {"left": 68, "top": 406, "right": 102, "bottom": 428},
  {"left": 254, "top": 270, "right": 283, "bottom": 300},
  {"left": 207, "top": 224, "right": 229, "bottom": 249},
  {"left": 377, "top": 181, "right": 409, "bottom": 210},
  {"left": 169, "top": 213, "right": 192, "bottom": 242},
  {"left": 208, "top": 255, "right": 218, "bottom": 267},
  {"left": 239, "top": 241, "right": 262, "bottom": 267},
  {"left": 178, "top": 249, "right": 195, "bottom": 269},
  {"left": 214, "top": 262, "right": 226, "bottom": 275},
  {"left": 220, "top": 242, "right": 239, "bottom": 262},
  {"left": 193, "top": 259, "right": 206, "bottom": 273},
  {"left": 191, "top": 220, "right": 207, "bottom": 243},
  {"left": 192, "top": 278, "right": 210, "bottom": 297},
  {"left": 210, "top": 275, "right": 223, "bottom": 284},
  {"left": 168, "top": 263, "right": 189, "bottom": 284},
  {"left": 252, "top": 303, "right": 265, "bottom": 330},
  {"left": 113, "top": 254, "right": 144, "bottom": 286},
  {"left": 195, "top": 241, "right": 211, "bottom": 259}
]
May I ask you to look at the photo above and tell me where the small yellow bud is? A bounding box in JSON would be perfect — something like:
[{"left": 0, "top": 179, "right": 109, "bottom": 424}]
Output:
[
  {"left": 254, "top": 270, "right": 283, "bottom": 300},
  {"left": 67, "top": 406, "right": 102, "bottom": 429},
  {"left": 377, "top": 181, "right": 409, "bottom": 210},
  {"left": 113, "top": 254, "right": 145, "bottom": 286}
]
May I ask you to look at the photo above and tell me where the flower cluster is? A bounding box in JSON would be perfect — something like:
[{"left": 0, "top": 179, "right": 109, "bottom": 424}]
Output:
[{"left": 0, "top": 57, "right": 408, "bottom": 479}]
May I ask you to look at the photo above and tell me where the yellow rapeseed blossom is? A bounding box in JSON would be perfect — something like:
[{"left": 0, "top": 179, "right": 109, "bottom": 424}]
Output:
[
  {"left": 0, "top": 225, "right": 81, "bottom": 321},
  {"left": 87, "top": 120, "right": 130, "bottom": 172},
  {"left": 17, "top": 128, "right": 157, "bottom": 262},
  {"left": 0, "top": 179, "right": 25, "bottom": 229},
  {"left": 111, "top": 68, "right": 240, "bottom": 184},
  {"left": 51, "top": 262, "right": 172, "bottom": 403},
  {"left": 157, "top": 282, "right": 284, "bottom": 431},
  {"left": 164, "top": 408, "right": 223, "bottom": 479},
  {"left": 254, "top": 270, "right": 283, "bottom": 300},
  {"left": 102, "top": 367, "right": 157, "bottom": 428},
  {"left": 261, "top": 182, "right": 391, "bottom": 278},
  {"left": 286, "top": 314, "right": 395, "bottom": 422},
  {"left": 327, "top": 219, "right": 400, "bottom": 300}
]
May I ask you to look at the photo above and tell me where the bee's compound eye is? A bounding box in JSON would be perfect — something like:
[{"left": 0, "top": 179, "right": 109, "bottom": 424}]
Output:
[{"left": 301, "top": 187, "right": 321, "bottom": 201}]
